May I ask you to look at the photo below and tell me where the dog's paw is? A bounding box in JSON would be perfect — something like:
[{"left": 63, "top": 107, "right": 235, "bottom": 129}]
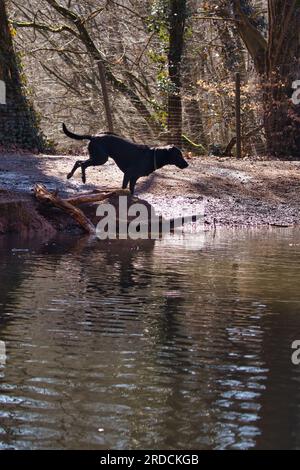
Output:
[{"left": 67, "top": 173, "right": 72, "bottom": 180}]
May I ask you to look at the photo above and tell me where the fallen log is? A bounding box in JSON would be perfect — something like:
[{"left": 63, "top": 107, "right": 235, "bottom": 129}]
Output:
[
  {"left": 65, "top": 189, "right": 129, "bottom": 206},
  {"left": 33, "top": 184, "right": 96, "bottom": 235}
]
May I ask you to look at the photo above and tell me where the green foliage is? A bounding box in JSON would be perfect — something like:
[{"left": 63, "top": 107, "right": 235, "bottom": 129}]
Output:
[
  {"left": 148, "top": 98, "right": 168, "bottom": 127},
  {"left": 147, "top": 1, "right": 185, "bottom": 99},
  {"left": 182, "top": 134, "right": 206, "bottom": 153},
  {"left": 15, "top": 51, "right": 28, "bottom": 86},
  {"left": 147, "top": 0, "right": 170, "bottom": 39},
  {"left": 147, "top": 2, "right": 171, "bottom": 101},
  {"left": 148, "top": 50, "right": 166, "bottom": 65},
  {"left": 157, "top": 71, "right": 177, "bottom": 95}
]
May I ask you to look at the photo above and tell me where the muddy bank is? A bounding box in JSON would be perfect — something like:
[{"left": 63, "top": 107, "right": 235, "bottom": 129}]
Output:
[
  {"left": 0, "top": 152, "right": 300, "bottom": 235},
  {"left": 0, "top": 190, "right": 56, "bottom": 236}
]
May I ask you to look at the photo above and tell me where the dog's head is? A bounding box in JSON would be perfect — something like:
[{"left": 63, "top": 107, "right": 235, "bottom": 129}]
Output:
[{"left": 164, "top": 145, "right": 189, "bottom": 169}]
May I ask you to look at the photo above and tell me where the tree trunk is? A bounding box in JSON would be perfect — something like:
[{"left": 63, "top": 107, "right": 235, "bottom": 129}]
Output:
[
  {"left": 167, "top": 0, "right": 186, "bottom": 148},
  {"left": 263, "top": 0, "right": 300, "bottom": 157},
  {"left": 233, "top": 0, "right": 300, "bottom": 157},
  {"left": 0, "top": 0, "right": 44, "bottom": 150}
]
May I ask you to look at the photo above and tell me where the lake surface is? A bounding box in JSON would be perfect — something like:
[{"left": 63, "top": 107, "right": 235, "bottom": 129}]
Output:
[{"left": 0, "top": 228, "right": 300, "bottom": 450}]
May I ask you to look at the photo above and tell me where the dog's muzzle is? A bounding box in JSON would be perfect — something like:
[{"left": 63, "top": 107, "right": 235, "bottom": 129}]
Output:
[{"left": 178, "top": 160, "right": 189, "bottom": 169}]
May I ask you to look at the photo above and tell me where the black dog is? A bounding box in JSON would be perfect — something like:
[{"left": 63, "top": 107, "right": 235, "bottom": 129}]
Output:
[{"left": 62, "top": 123, "right": 188, "bottom": 194}]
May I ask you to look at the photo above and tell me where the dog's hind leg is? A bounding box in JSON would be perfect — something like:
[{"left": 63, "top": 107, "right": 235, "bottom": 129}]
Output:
[
  {"left": 86, "top": 143, "right": 109, "bottom": 184},
  {"left": 67, "top": 159, "right": 94, "bottom": 183},
  {"left": 67, "top": 160, "right": 85, "bottom": 180},
  {"left": 80, "top": 159, "right": 94, "bottom": 184}
]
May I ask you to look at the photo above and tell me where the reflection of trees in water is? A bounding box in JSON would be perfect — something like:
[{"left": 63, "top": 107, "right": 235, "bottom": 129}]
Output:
[
  {"left": 217, "top": 232, "right": 300, "bottom": 449},
  {"left": 1, "top": 230, "right": 300, "bottom": 448},
  {"left": 127, "top": 249, "right": 244, "bottom": 448},
  {"left": 127, "top": 232, "right": 300, "bottom": 449},
  {"left": 0, "top": 235, "right": 51, "bottom": 324},
  {"left": 255, "top": 310, "right": 300, "bottom": 449},
  {"left": 83, "top": 239, "right": 156, "bottom": 293},
  {"left": 0, "top": 236, "right": 158, "bottom": 334}
]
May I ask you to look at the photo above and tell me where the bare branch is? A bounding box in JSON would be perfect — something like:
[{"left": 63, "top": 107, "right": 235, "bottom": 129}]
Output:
[
  {"left": 232, "top": 0, "right": 267, "bottom": 75},
  {"left": 10, "top": 19, "right": 79, "bottom": 37}
]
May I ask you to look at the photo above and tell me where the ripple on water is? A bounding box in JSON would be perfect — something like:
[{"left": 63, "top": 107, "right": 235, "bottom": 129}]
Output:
[{"left": 0, "top": 229, "right": 300, "bottom": 449}]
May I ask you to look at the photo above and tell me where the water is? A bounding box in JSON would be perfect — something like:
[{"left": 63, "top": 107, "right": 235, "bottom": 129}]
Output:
[{"left": 0, "top": 228, "right": 300, "bottom": 450}]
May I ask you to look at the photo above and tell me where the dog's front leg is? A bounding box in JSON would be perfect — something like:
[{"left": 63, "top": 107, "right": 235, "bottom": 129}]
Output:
[
  {"left": 122, "top": 173, "right": 130, "bottom": 190},
  {"left": 129, "top": 176, "right": 138, "bottom": 195}
]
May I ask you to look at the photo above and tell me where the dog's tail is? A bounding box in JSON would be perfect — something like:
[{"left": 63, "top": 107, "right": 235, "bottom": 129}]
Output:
[{"left": 62, "top": 123, "right": 92, "bottom": 141}]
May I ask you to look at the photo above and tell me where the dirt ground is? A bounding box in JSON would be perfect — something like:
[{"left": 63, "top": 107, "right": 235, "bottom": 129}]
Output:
[{"left": 0, "top": 152, "right": 300, "bottom": 233}]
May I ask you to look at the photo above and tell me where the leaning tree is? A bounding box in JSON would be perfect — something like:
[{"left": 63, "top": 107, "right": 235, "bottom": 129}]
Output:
[
  {"left": 0, "top": 0, "right": 43, "bottom": 150},
  {"left": 233, "top": 0, "right": 300, "bottom": 157}
]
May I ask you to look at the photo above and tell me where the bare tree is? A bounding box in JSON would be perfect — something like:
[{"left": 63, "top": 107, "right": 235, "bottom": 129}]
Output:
[
  {"left": 167, "top": 0, "right": 187, "bottom": 146},
  {"left": 233, "top": 0, "right": 300, "bottom": 157},
  {"left": 11, "top": 0, "right": 162, "bottom": 137}
]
